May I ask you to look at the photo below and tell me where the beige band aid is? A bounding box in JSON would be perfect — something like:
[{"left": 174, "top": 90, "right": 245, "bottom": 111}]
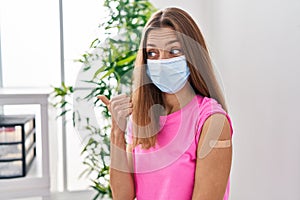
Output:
[{"left": 209, "top": 139, "right": 231, "bottom": 148}]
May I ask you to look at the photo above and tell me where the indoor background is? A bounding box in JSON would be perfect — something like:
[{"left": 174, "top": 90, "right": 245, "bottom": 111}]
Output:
[{"left": 0, "top": 0, "right": 299, "bottom": 199}]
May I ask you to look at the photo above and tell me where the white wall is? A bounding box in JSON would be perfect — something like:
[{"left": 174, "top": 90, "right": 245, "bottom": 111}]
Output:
[
  {"left": 150, "top": 0, "right": 213, "bottom": 48},
  {"left": 150, "top": 0, "right": 300, "bottom": 199}
]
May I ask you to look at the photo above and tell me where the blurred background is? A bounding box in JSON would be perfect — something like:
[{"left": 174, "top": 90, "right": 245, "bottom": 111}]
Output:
[{"left": 0, "top": 0, "right": 299, "bottom": 199}]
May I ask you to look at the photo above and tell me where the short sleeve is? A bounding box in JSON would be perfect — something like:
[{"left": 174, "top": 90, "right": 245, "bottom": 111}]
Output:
[{"left": 195, "top": 97, "right": 233, "bottom": 144}]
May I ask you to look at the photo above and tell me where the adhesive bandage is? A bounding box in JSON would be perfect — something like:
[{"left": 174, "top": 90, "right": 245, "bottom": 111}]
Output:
[{"left": 209, "top": 139, "right": 231, "bottom": 148}]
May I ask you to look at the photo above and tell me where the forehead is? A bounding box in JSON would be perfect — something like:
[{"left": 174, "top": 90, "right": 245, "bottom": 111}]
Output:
[{"left": 146, "top": 27, "right": 179, "bottom": 46}]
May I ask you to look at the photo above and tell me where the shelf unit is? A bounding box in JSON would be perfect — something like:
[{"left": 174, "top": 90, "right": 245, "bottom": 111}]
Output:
[
  {"left": 0, "top": 115, "right": 36, "bottom": 178},
  {"left": 0, "top": 88, "right": 51, "bottom": 199}
]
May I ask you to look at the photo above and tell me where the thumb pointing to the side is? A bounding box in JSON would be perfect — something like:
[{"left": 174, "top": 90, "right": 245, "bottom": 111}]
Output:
[{"left": 97, "top": 95, "right": 110, "bottom": 106}]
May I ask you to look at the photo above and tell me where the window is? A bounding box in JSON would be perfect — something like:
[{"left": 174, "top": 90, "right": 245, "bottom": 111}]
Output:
[
  {"left": 0, "top": 0, "right": 105, "bottom": 192},
  {"left": 0, "top": 0, "right": 61, "bottom": 87}
]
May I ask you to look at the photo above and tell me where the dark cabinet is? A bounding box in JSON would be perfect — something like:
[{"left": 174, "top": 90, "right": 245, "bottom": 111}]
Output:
[{"left": 0, "top": 115, "right": 36, "bottom": 178}]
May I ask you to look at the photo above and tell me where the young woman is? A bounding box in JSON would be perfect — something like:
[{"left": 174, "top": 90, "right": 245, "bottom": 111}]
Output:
[{"left": 99, "top": 7, "right": 233, "bottom": 200}]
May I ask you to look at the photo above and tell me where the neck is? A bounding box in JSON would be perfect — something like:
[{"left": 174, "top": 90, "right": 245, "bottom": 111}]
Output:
[{"left": 163, "top": 83, "right": 195, "bottom": 115}]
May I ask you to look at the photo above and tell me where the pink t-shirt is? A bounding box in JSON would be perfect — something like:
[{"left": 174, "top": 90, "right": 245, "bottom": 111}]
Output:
[{"left": 127, "top": 94, "right": 233, "bottom": 200}]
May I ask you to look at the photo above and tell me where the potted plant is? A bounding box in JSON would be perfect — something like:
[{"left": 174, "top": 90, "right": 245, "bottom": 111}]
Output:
[{"left": 53, "top": 0, "right": 157, "bottom": 199}]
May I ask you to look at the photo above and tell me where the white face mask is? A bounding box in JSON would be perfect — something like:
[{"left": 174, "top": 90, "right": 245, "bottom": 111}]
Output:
[{"left": 146, "top": 55, "right": 190, "bottom": 94}]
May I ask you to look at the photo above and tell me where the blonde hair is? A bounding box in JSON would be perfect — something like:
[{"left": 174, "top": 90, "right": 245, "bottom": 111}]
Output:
[{"left": 131, "top": 7, "right": 227, "bottom": 149}]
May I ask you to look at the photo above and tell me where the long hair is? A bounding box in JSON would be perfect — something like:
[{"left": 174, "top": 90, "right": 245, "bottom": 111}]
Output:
[{"left": 131, "top": 7, "right": 227, "bottom": 149}]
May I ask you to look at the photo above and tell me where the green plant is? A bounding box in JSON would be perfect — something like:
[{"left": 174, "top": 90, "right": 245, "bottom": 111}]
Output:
[{"left": 53, "top": 0, "right": 157, "bottom": 199}]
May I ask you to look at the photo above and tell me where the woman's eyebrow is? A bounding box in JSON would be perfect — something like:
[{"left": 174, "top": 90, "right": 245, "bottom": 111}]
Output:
[{"left": 146, "top": 43, "right": 157, "bottom": 47}]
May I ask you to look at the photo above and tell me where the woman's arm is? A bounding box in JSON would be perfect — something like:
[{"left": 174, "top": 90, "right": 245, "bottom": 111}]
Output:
[
  {"left": 192, "top": 113, "right": 232, "bottom": 200},
  {"left": 110, "top": 129, "right": 135, "bottom": 200},
  {"left": 98, "top": 95, "right": 135, "bottom": 200}
]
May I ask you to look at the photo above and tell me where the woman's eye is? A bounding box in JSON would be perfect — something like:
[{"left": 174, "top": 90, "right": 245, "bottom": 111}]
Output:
[
  {"left": 170, "top": 48, "right": 182, "bottom": 55},
  {"left": 147, "top": 51, "right": 157, "bottom": 59}
]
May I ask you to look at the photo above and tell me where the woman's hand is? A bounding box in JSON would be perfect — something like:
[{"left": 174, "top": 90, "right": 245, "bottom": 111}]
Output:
[
  {"left": 98, "top": 94, "right": 136, "bottom": 200},
  {"left": 98, "top": 94, "right": 133, "bottom": 133}
]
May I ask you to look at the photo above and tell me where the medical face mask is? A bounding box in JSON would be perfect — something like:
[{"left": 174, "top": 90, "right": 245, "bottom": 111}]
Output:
[{"left": 146, "top": 55, "right": 190, "bottom": 94}]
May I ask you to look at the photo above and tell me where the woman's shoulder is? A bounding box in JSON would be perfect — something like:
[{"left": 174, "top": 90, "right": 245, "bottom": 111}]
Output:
[
  {"left": 195, "top": 94, "right": 233, "bottom": 137},
  {"left": 196, "top": 94, "right": 225, "bottom": 113}
]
